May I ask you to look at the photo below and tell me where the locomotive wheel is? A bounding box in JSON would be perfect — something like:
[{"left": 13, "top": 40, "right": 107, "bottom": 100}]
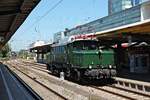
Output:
[
  {"left": 46, "top": 64, "right": 49, "bottom": 70},
  {"left": 66, "top": 68, "right": 71, "bottom": 78},
  {"left": 74, "top": 71, "right": 81, "bottom": 82},
  {"left": 50, "top": 65, "right": 55, "bottom": 74}
]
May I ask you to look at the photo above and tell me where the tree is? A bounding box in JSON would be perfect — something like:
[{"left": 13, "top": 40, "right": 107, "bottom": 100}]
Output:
[
  {"left": 18, "top": 49, "right": 28, "bottom": 59},
  {"left": 0, "top": 43, "right": 11, "bottom": 58}
]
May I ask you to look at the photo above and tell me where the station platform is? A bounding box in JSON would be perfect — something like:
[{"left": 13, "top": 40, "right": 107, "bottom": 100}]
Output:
[
  {"left": 0, "top": 64, "right": 38, "bottom": 100},
  {"left": 0, "top": 66, "right": 9, "bottom": 100}
]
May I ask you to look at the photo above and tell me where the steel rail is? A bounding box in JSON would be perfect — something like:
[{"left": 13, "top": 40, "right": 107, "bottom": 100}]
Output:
[
  {"left": 91, "top": 86, "right": 137, "bottom": 100},
  {"left": 10, "top": 60, "right": 150, "bottom": 100},
  {"left": 108, "top": 85, "right": 150, "bottom": 98},
  {"left": 22, "top": 60, "right": 46, "bottom": 67},
  {"left": 6, "top": 62, "right": 68, "bottom": 100},
  {"left": 15, "top": 61, "right": 48, "bottom": 73}
]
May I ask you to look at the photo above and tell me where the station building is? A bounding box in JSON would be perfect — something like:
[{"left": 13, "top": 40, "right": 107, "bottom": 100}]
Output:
[
  {"left": 64, "top": 1, "right": 150, "bottom": 37},
  {"left": 108, "top": 0, "right": 133, "bottom": 15},
  {"left": 108, "top": 0, "right": 147, "bottom": 15},
  {"left": 62, "top": 1, "right": 150, "bottom": 74}
]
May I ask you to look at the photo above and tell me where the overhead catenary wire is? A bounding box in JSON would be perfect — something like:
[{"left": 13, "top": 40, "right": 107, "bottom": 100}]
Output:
[
  {"left": 36, "top": 0, "right": 64, "bottom": 22},
  {"left": 11, "top": 0, "right": 64, "bottom": 51},
  {"left": 22, "top": 0, "right": 64, "bottom": 33}
]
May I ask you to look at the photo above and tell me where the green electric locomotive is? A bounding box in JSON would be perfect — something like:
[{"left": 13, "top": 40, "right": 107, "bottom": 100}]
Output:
[{"left": 46, "top": 34, "right": 116, "bottom": 81}]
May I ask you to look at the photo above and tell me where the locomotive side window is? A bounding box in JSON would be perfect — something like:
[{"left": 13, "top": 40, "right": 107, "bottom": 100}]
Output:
[{"left": 53, "top": 46, "right": 65, "bottom": 54}]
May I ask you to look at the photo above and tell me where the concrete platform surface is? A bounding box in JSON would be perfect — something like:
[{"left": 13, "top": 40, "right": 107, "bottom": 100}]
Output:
[{"left": 0, "top": 64, "right": 38, "bottom": 100}]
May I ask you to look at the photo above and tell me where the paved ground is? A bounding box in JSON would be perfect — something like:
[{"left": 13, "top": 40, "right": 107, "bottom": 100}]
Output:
[
  {"left": 0, "top": 64, "right": 38, "bottom": 100},
  {"left": 0, "top": 67, "right": 9, "bottom": 100}
]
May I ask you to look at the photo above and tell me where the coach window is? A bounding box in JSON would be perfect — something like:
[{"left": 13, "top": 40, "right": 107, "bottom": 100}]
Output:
[
  {"left": 58, "top": 46, "right": 61, "bottom": 53},
  {"left": 60, "top": 46, "right": 62, "bottom": 53},
  {"left": 56, "top": 47, "right": 58, "bottom": 53},
  {"left": 55, "top": 47, "right": 57, "bottom": 53},
  {"left": 62, "top": 46, "right": 64, "bottom": 53},
  {"left": 58, "top": 46, "right": 60, "bottom": 53},
  {"left": 60, "top": 46, "right": 61, "bottom": 53}
]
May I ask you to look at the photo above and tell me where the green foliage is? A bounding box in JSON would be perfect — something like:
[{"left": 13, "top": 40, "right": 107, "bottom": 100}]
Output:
[
  {"left": 0, "top": 43, "right": 11, "bottom": 58},
  {"left": 18, "top": 50, "right": 34, "bottom": 59},
  {"left": 18, "top": 50, "right": 28, "bottom": 59}
]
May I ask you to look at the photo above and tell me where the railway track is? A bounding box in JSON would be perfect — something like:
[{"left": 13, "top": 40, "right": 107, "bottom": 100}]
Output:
[
  {"left": 21, "top": 60, "right": 46, "bottom": 69},
  {"left": 21, "top": 61, "right": 150, "bottom": 100},
  {"left": 7, "top": 60, "right": 150, "bottom": 100},
  {"left": 17, "top": 61, "right": 48, "bottom": 73},
  {"left": 92, "top": 86, "right": 136, "bottom": 100},
  {"left": 6, "top": 62, "right": 68, "bottom": 100},
  {"left": 109, "top": 85, "right": 150, "bottom": 97},
  {"left": 11, "top": 60, "right": 49, "bottom": 73},
  {"left": 91, "top": 84, "right": 150, "bottom": 100}
]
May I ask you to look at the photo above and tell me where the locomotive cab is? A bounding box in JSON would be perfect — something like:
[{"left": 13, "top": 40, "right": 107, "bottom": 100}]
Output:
[{"left": 68, "top": 40, "right": 116, "bottom": 79}]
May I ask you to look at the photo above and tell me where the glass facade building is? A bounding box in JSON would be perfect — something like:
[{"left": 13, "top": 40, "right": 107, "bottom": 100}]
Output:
[
  {"left": 64, "top": 0, "right": 150, "bottom": 37},
  {"left": 65, "top": 5, "right": 141, "bottom": 36},
  {"left": 108, "top": 0, "right": 133, "bottom": 15},
  {"left": 108, "top": 0, "right": 146, "bottom": 15}
]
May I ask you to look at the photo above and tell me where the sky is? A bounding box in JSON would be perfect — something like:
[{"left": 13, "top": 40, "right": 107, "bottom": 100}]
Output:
[{"left": 9, "top": 0, "right": 108, "bottom": 51}]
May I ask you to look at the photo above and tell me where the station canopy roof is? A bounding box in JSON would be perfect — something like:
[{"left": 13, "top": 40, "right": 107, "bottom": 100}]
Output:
[
  {"left": 30, "top": 44, "right": 52, "bottom": 53},
  {"left": 0, "top": 0, "right": 40, "bottom": 49},
  {"left": 96, "top": 19, "right": 150, "bottom": 44}
]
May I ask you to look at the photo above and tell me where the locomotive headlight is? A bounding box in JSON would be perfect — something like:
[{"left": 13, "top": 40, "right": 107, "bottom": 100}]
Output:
[
  {"left": 89, "top": 65, "right": 92, "bottom": 69},
  {"left": 109, "top": 65, "right": 112, "bottom": 69}
]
